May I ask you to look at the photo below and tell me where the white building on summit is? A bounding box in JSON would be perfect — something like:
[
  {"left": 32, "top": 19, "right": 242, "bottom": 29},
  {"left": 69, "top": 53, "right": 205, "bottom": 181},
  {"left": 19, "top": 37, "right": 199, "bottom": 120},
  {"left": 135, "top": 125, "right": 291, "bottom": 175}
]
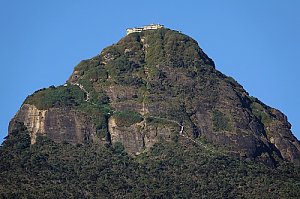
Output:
[{"left": 126, "top": 24, "right": 164, "bottom": 35}]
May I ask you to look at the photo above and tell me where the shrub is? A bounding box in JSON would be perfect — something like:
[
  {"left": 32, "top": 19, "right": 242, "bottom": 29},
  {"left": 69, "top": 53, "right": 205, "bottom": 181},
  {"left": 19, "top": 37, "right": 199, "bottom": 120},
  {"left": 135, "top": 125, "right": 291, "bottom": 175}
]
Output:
[
  {"left": 114, "top": 111, "right": 143, "bottom": 127},
  {"left": 251, "top": 102, "right": 272, "bottom": 125},
  {"left": 212, "top": 110, "right": 232, "bottom": 131},
  {"left": 25, "top": 85, "right": 85, "bottom": 109}
]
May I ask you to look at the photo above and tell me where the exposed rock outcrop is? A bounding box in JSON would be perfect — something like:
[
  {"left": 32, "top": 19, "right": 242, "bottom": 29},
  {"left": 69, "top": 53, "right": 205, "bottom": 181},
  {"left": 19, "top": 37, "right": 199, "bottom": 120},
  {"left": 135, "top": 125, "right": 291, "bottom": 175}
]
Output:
[
  {"left": 108, "top": 116, "right": 176, "bottom": 154},
  {"left": 9, "top": 104, "right": 97, "bottom": 145}
]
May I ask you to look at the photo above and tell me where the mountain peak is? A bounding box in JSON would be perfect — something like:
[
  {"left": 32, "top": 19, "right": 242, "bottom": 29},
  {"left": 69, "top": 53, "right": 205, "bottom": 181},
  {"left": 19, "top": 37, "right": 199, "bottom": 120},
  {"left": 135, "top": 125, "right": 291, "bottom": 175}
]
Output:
[
  {"left": 9, "top": 26, "right": 300, "bottom": 166},
  {"left": 124, "top": 27, "right": 215, "bottom": 66}
]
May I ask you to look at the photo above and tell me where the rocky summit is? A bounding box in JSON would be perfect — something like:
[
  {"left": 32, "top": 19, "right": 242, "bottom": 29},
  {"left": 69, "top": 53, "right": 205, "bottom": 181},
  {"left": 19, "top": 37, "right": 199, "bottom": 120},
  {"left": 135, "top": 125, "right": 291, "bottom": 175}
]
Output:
[
  {"left": 9, "top": 27, "right": 300, "bottom": 166},
  {"left": 2, "top": 26, "right": 300, "bottom": 198}
]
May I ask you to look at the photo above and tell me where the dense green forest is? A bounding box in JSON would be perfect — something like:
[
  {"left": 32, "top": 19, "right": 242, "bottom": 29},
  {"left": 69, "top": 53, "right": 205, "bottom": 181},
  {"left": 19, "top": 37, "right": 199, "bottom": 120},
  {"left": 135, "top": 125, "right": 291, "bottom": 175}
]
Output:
[{"left": 0, "top": 122, "right": 300, "bottom": 198}]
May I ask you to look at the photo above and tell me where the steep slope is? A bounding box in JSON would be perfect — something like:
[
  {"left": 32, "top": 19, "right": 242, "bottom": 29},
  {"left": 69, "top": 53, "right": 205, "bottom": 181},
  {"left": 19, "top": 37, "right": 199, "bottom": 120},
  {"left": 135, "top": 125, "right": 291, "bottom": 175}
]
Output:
[{"left": 9, "top": 28, "right": 300, "bottom": 165}]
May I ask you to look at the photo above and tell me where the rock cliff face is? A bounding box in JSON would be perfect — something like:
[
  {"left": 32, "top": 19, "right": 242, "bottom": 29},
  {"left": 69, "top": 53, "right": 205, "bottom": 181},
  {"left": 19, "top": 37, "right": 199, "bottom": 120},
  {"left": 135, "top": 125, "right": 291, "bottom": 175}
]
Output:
[
  {"left": 108, "top": 117, "right": 175, "bottom": 154},
  {"left": 9, "top": 104, "right": 97, "bottom": 145},
  {"left": 9, "top": 28, "right": 300, "bottom": 165}
]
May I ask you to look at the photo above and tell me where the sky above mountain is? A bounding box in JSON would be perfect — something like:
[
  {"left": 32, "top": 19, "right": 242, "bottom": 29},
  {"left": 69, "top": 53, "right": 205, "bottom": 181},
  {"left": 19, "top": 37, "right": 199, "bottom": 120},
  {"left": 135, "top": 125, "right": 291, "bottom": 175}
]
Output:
[{"left": 0, "top": 0, "right": 299, "bottom": 143}]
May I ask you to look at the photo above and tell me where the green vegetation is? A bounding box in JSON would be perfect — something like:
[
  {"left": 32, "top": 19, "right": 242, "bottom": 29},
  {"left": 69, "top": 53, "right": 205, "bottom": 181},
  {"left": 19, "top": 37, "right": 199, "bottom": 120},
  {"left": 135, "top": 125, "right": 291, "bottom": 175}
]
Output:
[
  {"left": 25, "top": 84, "right": 112, "bottom": 138},
  {"left": 114, "top": 110, "right": 143, "bottom": 127},
  {"left": 106, "top": 56, "right": 131, "bottom": 79},
  {"left": 1, "top": 123, "right": 300, "bottom": 198},
  {"left": 25, "top": 85, "right": 85, "bottom": 109},
  {"left": 141, "top": 28, "right": 212, "bottom": 69},
  {"left": 212, "top": 109, "right": 232, "bottom": 131},
  {"left": 146, "top": 116, "right": 177, "bottom": 127},
  {"left": 143, "top": 29, "right": 165, "bottom": 67},
  {"left": 106, "top": 55, "right": 144, "bottom": 86},
  {"left": 78, "top": 103, "right": 110, "bottom": 138},
  {"left": 251, "top": 101, "right": 273, "bottom": 125},
  {"left": 74, "top": 57, "right": 101, "bottom": 72}
]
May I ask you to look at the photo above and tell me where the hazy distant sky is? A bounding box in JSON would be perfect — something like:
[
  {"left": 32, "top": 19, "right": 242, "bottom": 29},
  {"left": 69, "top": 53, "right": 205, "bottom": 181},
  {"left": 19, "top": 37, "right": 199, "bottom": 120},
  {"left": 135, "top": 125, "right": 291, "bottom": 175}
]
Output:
[{"left": 0, "top": 0, "right": 299, "bottom": 143}]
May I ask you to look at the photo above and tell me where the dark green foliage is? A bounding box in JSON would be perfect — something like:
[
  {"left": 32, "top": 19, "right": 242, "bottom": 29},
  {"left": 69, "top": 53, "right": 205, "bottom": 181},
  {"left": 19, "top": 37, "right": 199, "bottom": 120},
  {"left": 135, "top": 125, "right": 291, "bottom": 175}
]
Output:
[
  {"left": 113, "top": 110, "right": 143, "bottom": 127},
  {"left": 101, "top": 45, "right": 122, "bottom": 59},
  {"left": 143, "top": 29, "right": 165, "bottom": 67},
  {"left": 106, "top": 56, "right": 128, "bottom": 80},
  {"left": 212, "top": 109, "right": 232, "bottom": 131},
  {"left": 111, "top": 142, "right": 126, "bottom": 155},
  {"left": 2, "top": 122, "right": 30, "bottom": 151},
  {"left": 74, "top": 57, "right": 101, "bottom": 72},
  {"left": 73, "top": 57, "right": 103, "bottom": 92},
  {"left": 105, "top": 55, "right": 143, "bottom": 86},
  {"left": 141, "top": 28, "right": 214, "bottom": 68},
  {"left": 97, "top": 67, "right": 108, "bottom": 82},
  {"left": 25, "top": 85, "right": 85, "bottom": 109},
  {"left": 146, "top": 116, "right": 177, "bottom": 127},
  {"left": 251, "top": 101, "right": 273, "bottom": 125},
  {"left": 1, "top": 127, "right": 300, "bottom": 198},
  {"left": 0, "top": 122, "right": 31, "bottom": 175},
  {"left": 78, "top": 103, "right": 110, "bottom": 137}
]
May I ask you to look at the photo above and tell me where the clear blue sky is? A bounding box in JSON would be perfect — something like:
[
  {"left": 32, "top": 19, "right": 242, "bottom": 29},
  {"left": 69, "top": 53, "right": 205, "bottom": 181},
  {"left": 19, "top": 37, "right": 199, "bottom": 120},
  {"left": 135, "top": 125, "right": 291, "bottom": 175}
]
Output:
[{"left": 0, "top": 0, "right": 299, "bottom": 143}]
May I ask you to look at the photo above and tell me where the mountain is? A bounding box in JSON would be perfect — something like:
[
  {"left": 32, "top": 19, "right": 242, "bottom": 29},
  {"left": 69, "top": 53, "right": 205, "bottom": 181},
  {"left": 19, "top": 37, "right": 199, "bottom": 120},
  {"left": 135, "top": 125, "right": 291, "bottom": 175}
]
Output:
[
  {"left": 1, "top": 26, "right": 300, "bottom": 198},
  {"left": 9, "top": 27, "right": 300, "bottom": 165}
]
